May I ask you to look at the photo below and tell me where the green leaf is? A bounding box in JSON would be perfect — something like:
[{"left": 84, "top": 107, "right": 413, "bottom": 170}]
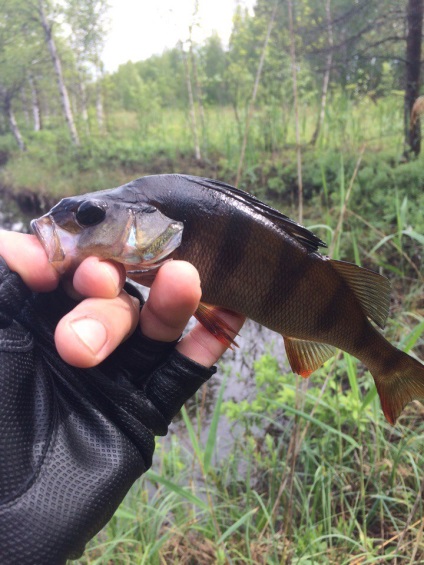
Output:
[
  {"left": 204, "top": 372, "right": 228, "bottom": 472},
  {"left": 217, "top": 508, "right": 257, "bottom": 545},
  {"left": 181, "top": 405, "right": 202, "bottom": 460},
  {"left": 270, "top": 401, "right": 360, "bottom": 448},
  {"left": 402, "top": 227, "right": 424, "bottom": 246},
  {"left": 146, "top": 470, "right": 209, "bottom": 511},
  {"left": 401, "top": 320, "right": 424, "bottom": 353}
]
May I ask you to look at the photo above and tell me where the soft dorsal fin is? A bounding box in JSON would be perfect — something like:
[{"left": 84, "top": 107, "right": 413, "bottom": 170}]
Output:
[
  {"left": 182, "top": 175, "right": 326, "bottom": 253},
  {"left": 330, "top": 259, "right": 391, "bottom": 329},
  {"left": 284, "top": 336, "right": 336, "bottom": 377}
]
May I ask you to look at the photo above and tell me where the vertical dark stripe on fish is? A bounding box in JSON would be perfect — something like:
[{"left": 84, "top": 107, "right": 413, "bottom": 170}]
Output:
[
  {"left": 259, "top": 242, "right": 312, "bottom": 323},
  {"left": 213, "top": 209, "right": 253, "bottom": 285},
  {"left": 314, "top": 280, "right": 347, "bottom": 336}
]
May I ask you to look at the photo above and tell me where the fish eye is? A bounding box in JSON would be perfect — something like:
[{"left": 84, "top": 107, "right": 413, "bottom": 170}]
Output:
[{"left": 76, "top": 201, "right": 107, "bottom": 227}]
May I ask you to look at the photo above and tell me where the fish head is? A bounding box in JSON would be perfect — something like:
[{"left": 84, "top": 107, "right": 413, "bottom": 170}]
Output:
[{"left": 30, "top": 195, "right": 184, "bottom": 274}]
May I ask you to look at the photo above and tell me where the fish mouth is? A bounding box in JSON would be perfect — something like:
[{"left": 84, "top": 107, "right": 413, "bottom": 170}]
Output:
[
  {"left": 31, "top": 216, "right": 65, "bottom": 263},
  {"left": 30, "top": 215, "right": 72, "bottom": 274}
]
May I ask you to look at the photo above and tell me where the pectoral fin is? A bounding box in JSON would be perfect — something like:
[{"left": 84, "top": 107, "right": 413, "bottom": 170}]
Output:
[
  {"left": 284, "top": 336, "right": 336, "bottom": 378},
  {"left": 195, "top": 303, "right": 239, "bottom": 349}
]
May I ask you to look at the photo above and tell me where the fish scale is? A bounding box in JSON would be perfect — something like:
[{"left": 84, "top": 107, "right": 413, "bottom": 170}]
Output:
[{"left": 31, "top": 173, "right": 424, "bottom": 425}]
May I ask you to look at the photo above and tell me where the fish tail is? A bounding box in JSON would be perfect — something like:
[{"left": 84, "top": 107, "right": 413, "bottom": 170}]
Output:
[{"left": 371, "top": 348, "right": 424, "bottom": 425}]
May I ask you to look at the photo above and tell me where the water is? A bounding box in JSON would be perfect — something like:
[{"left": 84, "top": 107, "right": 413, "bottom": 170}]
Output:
[
  {"left": 164, "top": 313, "right": 288, "bottom": 460},
  {"left": 0, "top": 196, "right": 26, "bottom": 232}
]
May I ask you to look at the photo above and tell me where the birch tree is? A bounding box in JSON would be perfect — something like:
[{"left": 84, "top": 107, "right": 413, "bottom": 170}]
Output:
[
  {"left": 65, "top": 0, "right": 110, "bottom": 134},
  {"left": 36, "top": 0, "right": 80, "bottom": 145},
  {"left": 0, "top": 1, "right": 41, "bottom": 150}
]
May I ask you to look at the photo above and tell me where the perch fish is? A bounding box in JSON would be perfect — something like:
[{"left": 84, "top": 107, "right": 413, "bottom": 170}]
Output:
[{"left": 31, "top": 174, "right": 424, "bottom": 424}]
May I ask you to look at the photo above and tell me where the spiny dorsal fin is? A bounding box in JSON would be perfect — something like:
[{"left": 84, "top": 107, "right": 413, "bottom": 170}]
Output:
[
  {"left": 182, "top": 175, "right": 326, "bottom": 253},
  {"left": 330, "top": 259, "right": 391, "bottom": 329},
  {"left": 284, "top": 336, "right": 336, "bottom": 378}
]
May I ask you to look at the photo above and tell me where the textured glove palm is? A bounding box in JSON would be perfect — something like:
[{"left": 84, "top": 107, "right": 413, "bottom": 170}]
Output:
[{"left": 0, "top": 258, "right": 214, "bottom": 564}]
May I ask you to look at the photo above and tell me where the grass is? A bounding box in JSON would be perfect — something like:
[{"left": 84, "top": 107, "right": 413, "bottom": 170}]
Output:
[
  {"left": 78, "top": 343, "right": 424, "bottom": 564},
  {"left": 0, "top": 93, "right": 407, "bottom": 198}
]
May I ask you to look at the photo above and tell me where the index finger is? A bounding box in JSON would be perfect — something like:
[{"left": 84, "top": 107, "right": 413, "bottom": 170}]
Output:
[
  {"left": 177, "top": 310, "right": 245, "bottom": 367},
  {"left": 0, "top": 231, "right": 59, "bottom": 292}
]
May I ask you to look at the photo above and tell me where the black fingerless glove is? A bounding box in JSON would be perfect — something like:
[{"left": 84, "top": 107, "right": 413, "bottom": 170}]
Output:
[{"left": 0, "top": 257, "right": 216, "bottom": 565}]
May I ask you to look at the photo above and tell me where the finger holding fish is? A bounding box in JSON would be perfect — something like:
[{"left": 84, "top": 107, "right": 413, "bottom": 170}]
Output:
[
  {"left": 55, "top": 290, "right": 140, "bottom": 368},
  {"left": 0, "top": 231, "right": 59, "bottom": 292},
  {"left": 0, "top": 231, "right": 238, "bottom": 369},
  {"left": 178, "top": 308, "right": 245, "bottom": 367},
  {"left": 70, "top": 256, "right": 127, "bottom": 299}
]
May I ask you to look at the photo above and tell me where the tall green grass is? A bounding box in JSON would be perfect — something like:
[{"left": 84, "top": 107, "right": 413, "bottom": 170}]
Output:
[
  {"left": 1, "top": 94, "right": 406, "bottom": 198},
  {"left": 79, "top": 327, "right": 424, "bottom": 564}
]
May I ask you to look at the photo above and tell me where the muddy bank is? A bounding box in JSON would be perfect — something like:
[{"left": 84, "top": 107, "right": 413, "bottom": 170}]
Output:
[{"left": 0, "top": 184, "right": 56, "bottom": 227}]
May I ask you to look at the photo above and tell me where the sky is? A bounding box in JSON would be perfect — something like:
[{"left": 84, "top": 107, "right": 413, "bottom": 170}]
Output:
[{"left": 102, "top": 0, "right": 255, "bottom": 73}]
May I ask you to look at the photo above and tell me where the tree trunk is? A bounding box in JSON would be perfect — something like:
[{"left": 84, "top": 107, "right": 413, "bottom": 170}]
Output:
[
  {"left": 188, "top": 30, "right": 206, "bottom": 157},
  {"left": 404, "top": 0, "right": 423, "bottom": 157},
  {"left": 95, "top": 63, "right": 105, "bottom": 134},
  {"left": 29, "top": 75, "right": 41, "bottom": 131},
  {"left": 21, "top": 90, "right": 30, "bottom": 127},
  {"left": 5, "top": 97, "right": 26, "bottom": 151},
  {"left": 288, "top": 0, "right": 303, "bottom": 224},
  {"left": 235, "top": 2, "right": 278, "bottom": 187},
  {"left": 181, "top": 43, "right": 201, "bottom": 161},
  {"left": 310, "top": 0, "right": 333, "bottom": 146},
  {"left": 38, "top": 0, "right": 80, "bottom": 146}
]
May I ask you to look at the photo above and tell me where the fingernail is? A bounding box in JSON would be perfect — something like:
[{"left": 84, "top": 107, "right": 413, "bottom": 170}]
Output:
[
  {"left": 105, "top": 264, "right": 124, "bottom": 297},
  {"left": 70, "top": 317, "right": 108, "bottom": 354}
]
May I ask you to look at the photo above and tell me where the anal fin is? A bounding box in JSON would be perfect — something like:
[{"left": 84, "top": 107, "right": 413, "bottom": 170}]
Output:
[
  {"left": 195, "top": 303, "right": 239, "bottom": 349},
  {"left": 284, "top": 336, "right": 336, "bottom": 378}
]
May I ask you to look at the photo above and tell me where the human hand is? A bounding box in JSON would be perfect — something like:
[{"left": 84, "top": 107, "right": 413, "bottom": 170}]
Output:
[
  {"left": 0, "top": 231, "right": 245, "bottom": 368},
  {"left": 0, "top": 229, "right": 245, "bottom": 565}
]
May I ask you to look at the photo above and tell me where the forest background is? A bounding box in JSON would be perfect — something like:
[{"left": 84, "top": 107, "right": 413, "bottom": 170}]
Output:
[{"left": 1, "top": 0, "right": 424, "bottom": 563}]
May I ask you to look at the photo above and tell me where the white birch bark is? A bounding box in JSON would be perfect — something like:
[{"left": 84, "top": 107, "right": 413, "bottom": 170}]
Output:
[
  {"left": 29, "top": 75, "right": 41, "bottom": 131},
  {"left": 38, "top": 0, "right": 80, "bottom": 145},
  {"left": 6, "top": 97, "right": 26, "bottom": 151},
  {"left": 181, "top": 43, "right": 201, "bottom": 161}
]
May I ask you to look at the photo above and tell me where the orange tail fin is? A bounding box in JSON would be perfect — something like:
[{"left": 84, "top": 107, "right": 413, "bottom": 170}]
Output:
[{"left": 372, "top": 350, "right": 424, "bottom": 424}]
